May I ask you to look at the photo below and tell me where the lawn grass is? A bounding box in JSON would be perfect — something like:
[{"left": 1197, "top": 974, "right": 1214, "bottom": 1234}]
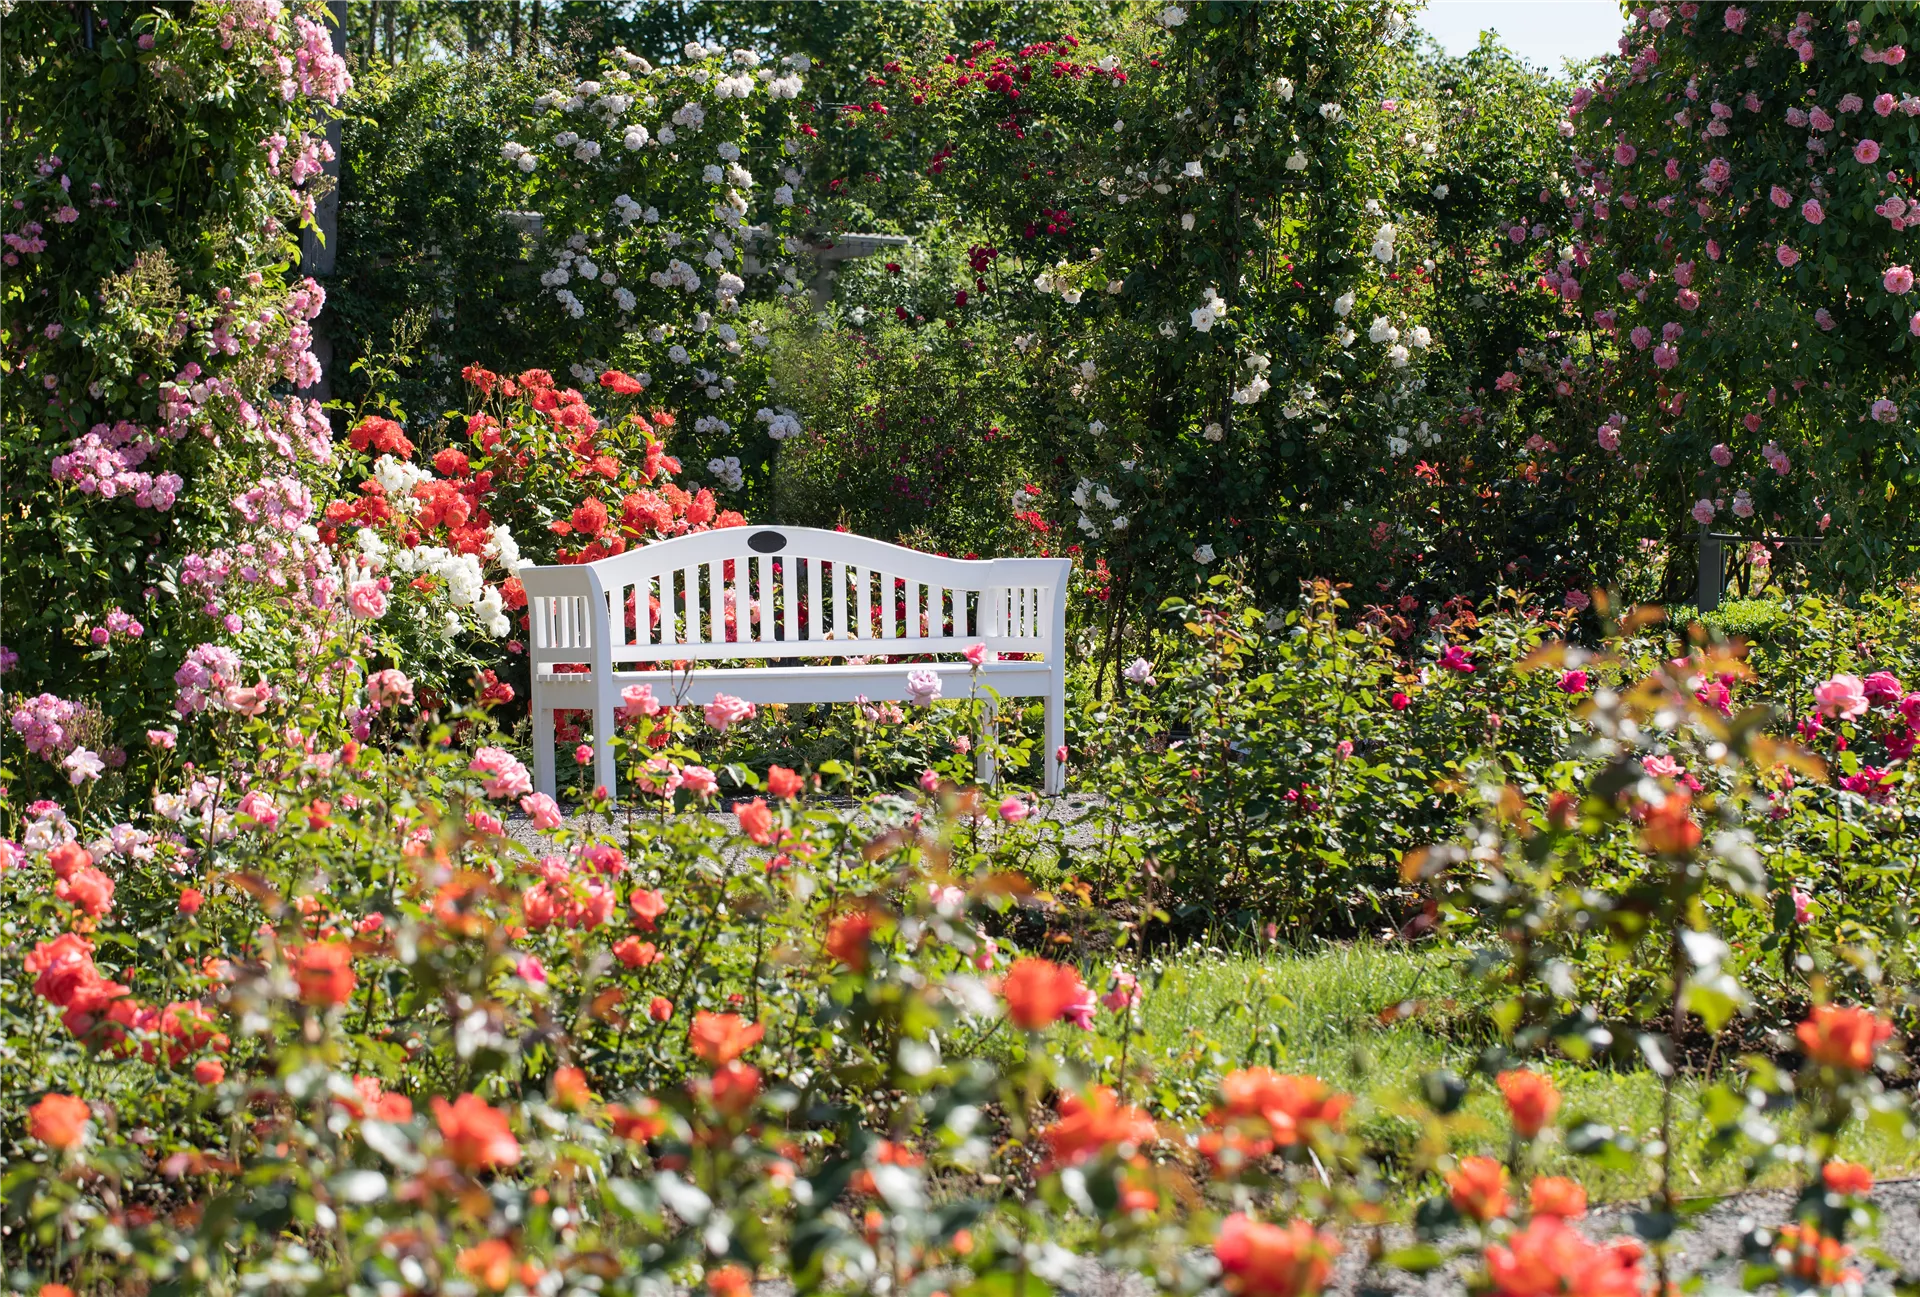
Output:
[{"left": 1064, "top": 941, "right": 1915, "bottom": 1205}]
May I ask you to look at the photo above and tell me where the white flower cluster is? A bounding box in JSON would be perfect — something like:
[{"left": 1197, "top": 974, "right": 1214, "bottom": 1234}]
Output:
[
  {"left": 1031, "top": 264, "right": 1084, "bottom": 304},
  {"left": 1232, "top": 352, "right": 1271, "bottom": 404},
  {"left": 651, "top": 259, "right": 702, "bottom": 292},
  {"left": 622, "top": 124, "right": 651, "bottom": 151},
  {"left": 1191, "top": 288, "right": 1227, "bottom": 332},
  {"left": 614, "top": 193, "right": 645, "bottom": 224},
  {"left": 370, "top": 540, "right": 513, "bottom": 638},
  {"left": 1071, "top": 478, "right": 1127, "bottom": 535},
  {"left": 693, "top": 415, "right": 732, "bottom": 436},
  {"left": 672, "top": 101, "right": 707, "bottom": 130},
  {"left": 372, "top": 454, "right": 429, "bottom": 502},
  {"left": 1371, "top": 222, "right": 1398, "bottom": 264},
  {"left": 500, "top": 141, "right": 538, "bottom": 172},
  {"left": 706, "top": 455, "right": 745, "bottom": 490},
  {"left": 756, "top": 407, "right": 802, "bottom": 440}
]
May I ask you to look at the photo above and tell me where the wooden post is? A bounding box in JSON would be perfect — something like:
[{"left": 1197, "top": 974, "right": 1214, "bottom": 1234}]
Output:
[{"left": 1695, "top": 525, "right": 1724, "bottom": 613}]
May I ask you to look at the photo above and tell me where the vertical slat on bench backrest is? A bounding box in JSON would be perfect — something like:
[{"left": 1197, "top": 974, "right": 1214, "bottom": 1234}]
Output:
[
  {"left": 781, "top": 558, "right": 796, "bottom": 643},
  {"left": 807, "top": 558, "right": 823, "bottom": 644},
  {"left": 756, "top": 554, "right": 772, "bottom": 643},
  {"left": 681, "top": 567, "right": 701, "bottom": 646}
]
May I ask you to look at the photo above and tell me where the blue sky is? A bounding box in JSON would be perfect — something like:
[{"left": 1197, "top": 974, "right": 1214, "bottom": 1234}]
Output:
[{"left": 1415, "top": 1, "right": 1627, "bottom": 71}]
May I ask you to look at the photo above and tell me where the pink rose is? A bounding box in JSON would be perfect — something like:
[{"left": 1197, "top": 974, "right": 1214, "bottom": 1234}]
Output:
[
  {"left": 703, "top": 692, "right": 757, "bottom": 732},
  {"left": 1776, "top": 244, "right": 1800, "bottom": 268},
  {"left": 1770, "top": 185, "right": 1793, "bottom": 208},
  {"left": 1653, "top": 342, "right": 1679, "bottom": 369},
  {"left": 1853, "top": 139, "right": 1881, "bottom": 164},
  {"left": 469, "top": 746, "right": 532, "bottom": 800},
  {"left": 519, "top": 792, "right": 563, "bottom": 829},
  {"left": 1870, "top": 398, "right": 1898, "bottom": 424},
  {"left": 1874, "top": 93, "right": 1896, "bottom": 117},
  {"left": 1710, "top": 443, "right": 1732, "bottom": 467},
  {"left": 1884, "top": 265, "right": 1914, "bottom": 295},
  {"left": 367, "top": 668, "right": 413, "bottom": 708},
  {"left": 617, "top": 683, "right": 660, "bottom": 723},
  {"left": 998, "top": 796, "right": 1030, "bottom": 824},
  {"left": 1630, "top": 325, "right": 1653, "bottom": 350},
  {"left": 1613, "top": 141, "right": 1637, "bottom": 167},
  {"left": 346, "top": 581, "right": 387, "bottom": 619},
  {"left": 1862, "top": 672, "right": 1904, "bottom": 707},
  {"left": 1814, "top": 673, "right": 1868, "bottom": 720},
  {"left": 1691, "top": 499, "right": 1716, "bottom": 525},
  {"left": 679, "top": 765, "right": 719, "bottom": 798},
  {"left": 1723, "top": 5, "right": 1745, "bottom": 30},
  {"left": 963, "top": 641, "right": 988, "bottom": 666},
  {"left": 1801, "top": 199, "right": 1824, "bottom": 224},
  {"left": 237, "top": 788, "right": 280, "bottom": 831}
]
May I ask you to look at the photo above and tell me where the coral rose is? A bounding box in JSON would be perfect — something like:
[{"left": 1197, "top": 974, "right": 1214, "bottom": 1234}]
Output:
[
  {"left": 293, "top": 940, "right": 357, "bottom": 1007},
  {"left": 433, "top": 1093, "right": 521, "bottom": 1171},
  {"left": 1485, "top": 1216, "right": 1643, "bottom": 1297},
  {"left": 1821, "top": 1160, "right": 1873, "bottom": 1195},
  {"left": 1214, "top": 1214, "right": 1340, "bottom": 1297},
  {"left": 688, "top": 1010, "right": 764, "bottom": 1065},
  {"left": 1041, "top": 1085, "right": 1159, "bottom": 1168},
  {"left": 1448, "top": 1155, "right": 1512, "bottom": 1221},
  {"left": 999, "top": 957, "right": 1088, "bottom": 1030},
  {"left": 1497, "top": 1069, "right": 1561, "bottom": 1139},
  {"left": 1529, "top": 1175, "right": 1587, "bottom": 1219},
  {"left": 29, "top": 1093, "right": 90, "bottom": 1149},
  {"left": 1796, "top": 1004, "right": 1893, "bottom": 1071}
]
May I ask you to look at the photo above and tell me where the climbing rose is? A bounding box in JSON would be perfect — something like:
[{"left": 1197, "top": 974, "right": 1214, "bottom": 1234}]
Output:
[{"left": 1885, "top": 265, "right": 1914, "bottom": 295}]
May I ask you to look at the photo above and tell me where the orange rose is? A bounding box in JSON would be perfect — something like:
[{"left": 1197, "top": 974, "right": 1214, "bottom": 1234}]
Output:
[
  {"left": 1528, "top": 1175, "right": 1587, "bottom": 1219},
  {"left": 1040, "top": 1086, "right": 1159, "bottom": 1168},
  {"left": 1447, "top": 1155, "right": 1512, "bottom": 1222},
  {"left": 29, "top": 1093, "right": 90, "bottom": 1150},
  {"left": 1485, "top": 1216, "right": 1643, "bottom": 1297},
  {"left": 708, "top": 1060, "right": 760, "bottom": 1116},
  {"left": 1216, "top": 1068, "right": 1351, "bottom": 1145},
  {"left": 1214, "top": 1214, "right": 1340, "bottom": 1297},
  {"left": 458, "top": 1239, "right": 518, "bottom": 1292},
  {"left": 1497, "top": 1069, "right": 1561, "bottom": 1139},
  {"left": 1820, "top": 1160, "right": 1873, "bottom": 1195},
  {"left": 1795, "top": 1004, "right": 1893, "bottom": 1071},
  {"left": 432, "top": 1093, "right": 521, "bottom": 1171},
  {"left": 688, "top": 1011, "right": 764, "bottom": 1065},
  {"left": 767, "top": 765, "right": 804, "bottom": 799},
  {"left": 824, "top": 911, "right": 876, "bottom": 971},
  {"left": 736, "top": 797, "right": 774, "bottom": 844},
  {"left": 999, "top": 957, "right": 1087, "bottom": 1030},
  {"left": 293, "top": 940, "right": 357, "bottom": 1007},
  {"left": 550, "top": 1066, "right": 593, "bottom": 1111},
  {"left": 608, "top": 1098, "right": 668, "bottom": 1142},
  {"left": 707, "top": 1265, "right": 753, "bottom": 1297},
  {"left": 1639, "top": 790, "right": 1701, "bottom": 855}
]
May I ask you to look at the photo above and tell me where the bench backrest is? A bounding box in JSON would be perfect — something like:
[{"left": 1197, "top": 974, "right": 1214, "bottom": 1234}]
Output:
[{"left": 520, "top": 526, "right": 1069, "bottom": 671}]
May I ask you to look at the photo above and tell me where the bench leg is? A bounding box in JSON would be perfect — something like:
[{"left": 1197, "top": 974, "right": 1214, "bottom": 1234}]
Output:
[
  {"left": 1044, "top": 682, "right": 1065, "bottom": 796},
  {"left": 532, "top": 698, "right": 557, "bottom": 800},
  {"left": 593, "top": 691, "right": 618, "bottom": 804},
  {"left": 974, "top": 695, "right": 997, "bottom": 788}
]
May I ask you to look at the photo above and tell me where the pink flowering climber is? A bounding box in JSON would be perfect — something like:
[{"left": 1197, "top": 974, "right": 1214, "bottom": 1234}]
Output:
[
  {"left": 1770, "top": 185, "right": 1793, "bottom": 208},
  {"left": 1691, "top": 499, "right": 1716, "bottom": 525},
  {"left": 1776, "top": 244, "right": 1801, "bottom": 268},
  {"left": 1853, "top": 139, "right": 1881, "bottom": 165},
  {"left": 1884, "top": 265, "right": 1914, "bottom": 295},
  {"left": 1801, "top": 199, "right": 1824, "bottom": 224}
]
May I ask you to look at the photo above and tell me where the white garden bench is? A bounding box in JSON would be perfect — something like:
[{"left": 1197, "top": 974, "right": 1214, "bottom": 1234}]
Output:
[{"left": 520, "top": 526, "right": 1070, "bottom": 800}]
